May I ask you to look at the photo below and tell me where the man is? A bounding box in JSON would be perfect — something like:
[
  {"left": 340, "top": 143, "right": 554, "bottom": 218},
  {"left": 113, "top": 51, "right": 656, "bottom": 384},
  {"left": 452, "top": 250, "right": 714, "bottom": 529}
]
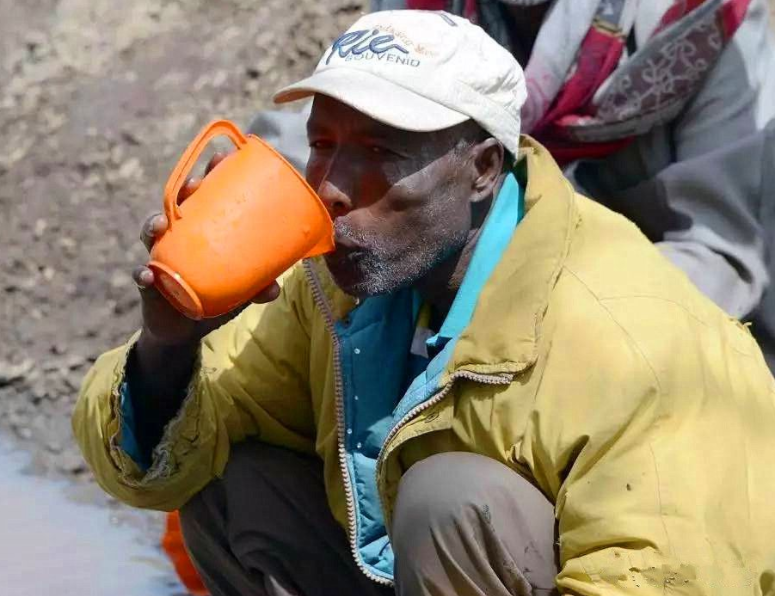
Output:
[
  {"left": 255, "top": 0, "right": 775, "bottom": 368},
  {"left": 74, "top": 10, "right": 775, "bottom": 596}
]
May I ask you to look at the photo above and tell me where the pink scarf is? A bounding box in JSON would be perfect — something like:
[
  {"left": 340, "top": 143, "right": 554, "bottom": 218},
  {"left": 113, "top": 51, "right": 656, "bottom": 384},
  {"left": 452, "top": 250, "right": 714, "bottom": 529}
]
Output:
[{"left": 406, "top": 0, "right": 752, "bottom": 162}]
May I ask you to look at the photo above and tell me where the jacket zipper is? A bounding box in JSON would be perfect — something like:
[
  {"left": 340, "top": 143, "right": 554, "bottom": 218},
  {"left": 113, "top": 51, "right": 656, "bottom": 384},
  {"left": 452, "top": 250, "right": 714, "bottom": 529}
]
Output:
[
  {"left": 303, "top": 262, "right": 518, "bottom": 583},
  {"left": 376, "top": 370, "right": 513, "bottom": 493},
  {"left": 302, "top": 261, "right": 393, "bottom": 586}
]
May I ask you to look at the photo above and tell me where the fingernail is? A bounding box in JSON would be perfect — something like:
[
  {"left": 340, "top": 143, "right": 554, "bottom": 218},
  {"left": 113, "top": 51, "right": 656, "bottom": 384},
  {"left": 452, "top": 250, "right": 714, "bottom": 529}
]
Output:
[
  {"left": 139, "top": 269, "right": 153, "bottom": 285},
  {"left": 152, "top": 215, "right": 167, "bottom": 232}
]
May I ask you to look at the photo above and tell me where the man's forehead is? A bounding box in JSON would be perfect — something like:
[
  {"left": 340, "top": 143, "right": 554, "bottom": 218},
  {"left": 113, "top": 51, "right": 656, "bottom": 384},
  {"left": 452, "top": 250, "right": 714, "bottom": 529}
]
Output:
[
  {"left": 305, "top": 94, "right": 482, "bottom": 155},
  {"left": 307, "top": 95, "right": 408, "bottom": 138}
]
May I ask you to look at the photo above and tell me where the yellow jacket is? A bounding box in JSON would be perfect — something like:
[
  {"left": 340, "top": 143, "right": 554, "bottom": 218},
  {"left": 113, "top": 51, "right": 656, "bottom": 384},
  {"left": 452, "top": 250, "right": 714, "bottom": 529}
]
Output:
[{"left": 74, "top": 138, "right": 775, "bottom": 594}]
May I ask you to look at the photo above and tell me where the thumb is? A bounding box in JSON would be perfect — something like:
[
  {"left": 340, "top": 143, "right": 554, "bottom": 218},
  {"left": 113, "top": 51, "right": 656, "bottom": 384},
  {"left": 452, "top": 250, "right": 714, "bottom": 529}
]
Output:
[{"left": 251, "top": 281, "right": 280, "bottom": 304}]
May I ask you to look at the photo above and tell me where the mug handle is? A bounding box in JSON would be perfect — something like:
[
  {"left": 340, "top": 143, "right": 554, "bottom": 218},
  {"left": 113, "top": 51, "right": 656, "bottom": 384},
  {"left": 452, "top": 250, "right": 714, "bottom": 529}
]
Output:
[{"left": 163, "top": 119, "right": 248, "bottom": 224}]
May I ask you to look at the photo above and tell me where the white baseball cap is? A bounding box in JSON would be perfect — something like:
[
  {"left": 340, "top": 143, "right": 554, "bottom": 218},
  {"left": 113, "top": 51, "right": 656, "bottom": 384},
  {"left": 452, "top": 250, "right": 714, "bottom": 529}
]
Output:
[{"left": 273, "top": 10, "right": 527, "bottom": 155}]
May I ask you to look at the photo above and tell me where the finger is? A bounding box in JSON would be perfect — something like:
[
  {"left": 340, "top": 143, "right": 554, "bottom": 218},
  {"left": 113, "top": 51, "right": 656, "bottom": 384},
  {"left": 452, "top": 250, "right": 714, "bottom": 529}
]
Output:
[
  {"left": 250, "top": 281, "right": 281, "bottom": 304},
  {"left": 132, "top": 265, "right": 155, "bottom": 290},
  {"left": 140, "top": 213, "right": 168, "bottom": 252},
  {"left": 178, "top": 177, "right": 202, "bottom": 203},
  {"left": 205, "top": 151, "right": 230, "bottom": 176}
]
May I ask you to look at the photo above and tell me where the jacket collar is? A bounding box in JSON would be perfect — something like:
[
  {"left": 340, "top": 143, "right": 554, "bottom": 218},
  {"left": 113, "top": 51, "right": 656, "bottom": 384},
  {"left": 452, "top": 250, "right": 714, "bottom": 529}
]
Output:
[
  {"left": 448, "top": 136, "right": 579, "bottom": 376},
  {"left": 307, "top": 136, "right": 579, "bottom": 376}
]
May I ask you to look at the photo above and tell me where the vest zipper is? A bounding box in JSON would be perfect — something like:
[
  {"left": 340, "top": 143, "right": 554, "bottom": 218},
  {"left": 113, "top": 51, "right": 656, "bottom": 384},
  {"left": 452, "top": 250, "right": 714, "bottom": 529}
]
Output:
[
  {"left": 302, "top": 261, "right": 393, "bottom": 586},
  {"left": 303, "top": 262, "right": 517, "bottom": 584}
]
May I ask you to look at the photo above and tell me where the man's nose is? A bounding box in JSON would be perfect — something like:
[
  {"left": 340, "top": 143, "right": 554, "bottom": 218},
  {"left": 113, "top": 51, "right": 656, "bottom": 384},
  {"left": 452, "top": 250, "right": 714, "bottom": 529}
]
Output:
[{"left": 317, "top": 178, "right": 353, "bottom": 219}]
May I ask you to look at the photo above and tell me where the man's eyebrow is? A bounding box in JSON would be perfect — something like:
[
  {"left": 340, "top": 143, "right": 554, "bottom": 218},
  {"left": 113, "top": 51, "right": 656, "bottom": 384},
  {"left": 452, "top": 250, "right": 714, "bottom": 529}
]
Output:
[
  {"left": 306, "top": 120, "right": 331, "bottom": 134},
  {"left": 361, "top": 127, "right": 400, "bottom": 140},
  {"left": 357, "top": 121, "right": 417, "bottom": 144},
  {"left": 307, "top": 118, "right": 404, "bottom": 142}
]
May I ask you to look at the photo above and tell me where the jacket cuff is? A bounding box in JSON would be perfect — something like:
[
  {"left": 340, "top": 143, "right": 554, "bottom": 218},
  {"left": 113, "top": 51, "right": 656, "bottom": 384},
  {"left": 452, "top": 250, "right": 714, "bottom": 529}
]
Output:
[{"left": 107, "top": 336, "right": 205, "bottom": 488}]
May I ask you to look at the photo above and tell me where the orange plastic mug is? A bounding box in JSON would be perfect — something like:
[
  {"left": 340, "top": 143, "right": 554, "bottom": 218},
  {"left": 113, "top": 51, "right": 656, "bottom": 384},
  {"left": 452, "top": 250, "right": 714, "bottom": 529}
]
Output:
[{"left": 148, "top": 119, "right": 334, "bottom": 319}]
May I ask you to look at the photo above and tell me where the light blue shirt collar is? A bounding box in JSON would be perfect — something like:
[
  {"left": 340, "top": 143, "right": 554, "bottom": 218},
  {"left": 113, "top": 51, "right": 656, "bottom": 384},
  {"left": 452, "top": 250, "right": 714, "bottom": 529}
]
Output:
[{"left": 426, "top": 171, "right": 524, "bottom": 350}]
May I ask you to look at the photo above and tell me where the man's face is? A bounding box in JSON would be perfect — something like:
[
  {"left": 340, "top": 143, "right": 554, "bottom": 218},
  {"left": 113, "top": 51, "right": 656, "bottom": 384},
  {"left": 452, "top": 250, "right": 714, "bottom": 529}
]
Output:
[{"left": 306, "top": 95, "right": 475, "bottom": 298}]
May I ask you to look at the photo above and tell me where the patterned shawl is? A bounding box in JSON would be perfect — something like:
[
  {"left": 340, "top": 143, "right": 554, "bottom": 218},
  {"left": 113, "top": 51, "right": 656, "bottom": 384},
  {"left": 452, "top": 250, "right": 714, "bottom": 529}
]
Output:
[{"left": 405, "top": 0, "right": 752, "bottom": 162}]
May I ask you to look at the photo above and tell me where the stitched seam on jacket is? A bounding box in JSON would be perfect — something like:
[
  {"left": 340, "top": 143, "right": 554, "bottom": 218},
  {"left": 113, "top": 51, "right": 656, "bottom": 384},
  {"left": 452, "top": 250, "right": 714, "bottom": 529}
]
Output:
[
  {"left": 598, "top": 296, "right": 761, "bottom": 358},
  {"left": 598, "top": 294, "right": 710, "bottom": 328},
  {"left": 525, "top": 183, "right": 579, "bottom": 367},
  {"left": 648, "top": 442, "right": 675, "bottom": 558},
  {"left": 561, "top": 266, "right": 663, "bottom": 394},
  {"left": 560, "top": 267, "right": 674, "bottom": 583}
]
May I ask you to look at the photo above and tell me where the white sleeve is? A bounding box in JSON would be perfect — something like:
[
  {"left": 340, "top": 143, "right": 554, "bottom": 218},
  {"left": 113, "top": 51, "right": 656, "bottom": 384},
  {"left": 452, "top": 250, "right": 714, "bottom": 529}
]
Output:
[{"left": 654, "top": 0, "right": 775, "bottom": 318}]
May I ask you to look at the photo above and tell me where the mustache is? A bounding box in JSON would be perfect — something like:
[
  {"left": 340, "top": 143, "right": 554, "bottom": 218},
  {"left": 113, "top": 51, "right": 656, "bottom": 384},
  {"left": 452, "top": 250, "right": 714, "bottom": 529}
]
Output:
[
  {"left": 333, "top": 218, "right": 370, "bottom": 247},
  {"left": 331, "top": 218, "right": 394, "bottom": 261}
]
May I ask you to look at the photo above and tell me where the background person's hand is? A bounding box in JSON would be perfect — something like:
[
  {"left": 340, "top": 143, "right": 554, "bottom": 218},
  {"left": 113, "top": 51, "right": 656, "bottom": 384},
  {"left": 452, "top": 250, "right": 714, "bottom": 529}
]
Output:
[{"left": 132, "top": 152, "right": 280, "bottom": 347}]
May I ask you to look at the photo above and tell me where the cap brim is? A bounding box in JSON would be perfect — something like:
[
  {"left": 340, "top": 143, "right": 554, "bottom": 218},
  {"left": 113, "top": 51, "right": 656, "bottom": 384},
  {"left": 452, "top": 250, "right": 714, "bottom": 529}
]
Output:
[{"left": 273, "top": 68, "right": 469, "bottom": 132}]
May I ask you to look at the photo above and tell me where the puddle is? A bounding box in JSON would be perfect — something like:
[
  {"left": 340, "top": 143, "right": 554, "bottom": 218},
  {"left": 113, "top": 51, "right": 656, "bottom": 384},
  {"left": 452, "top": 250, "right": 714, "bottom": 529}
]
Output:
[{"left": 0, "top": 438, "right": 183, "bottom": 596}]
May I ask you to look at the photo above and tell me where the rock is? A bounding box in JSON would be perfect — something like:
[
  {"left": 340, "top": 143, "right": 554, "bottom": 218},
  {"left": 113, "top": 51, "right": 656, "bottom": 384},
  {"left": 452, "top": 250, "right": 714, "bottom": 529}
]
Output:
[
  {"left": 58, "top": 452, "right": 88, "bottom": 475},
  {"left": 30, "top": 382, "right": 49, "bottom": 402},
  {"left": 3, "top": 276, "right": 21, "bottom": 293},
  {"left": 110, "top": 270, "right": 132, "bottom": 289},
  {"left": 42, "top": 360, "right": 61, "bottom": 373},
  {"left": 57, "top": 450, "right": 88, "bottom": 474},
  {"left": 46, "top": 441, "right": 63, "bottom": 454},
  {"left": 14, "top": 426, "right": 33, "bottom": 440},
  {"left": 57, "top": 236, "right": 78, "bottom": 250},
  {"left": 64, "top": 371, "right": 83, "bottom": 391},
  {"left": 66, "top": 354, "right": 87, "bottom": 370},
  {"left": 83, "top": 172, "right": 102, "bottom": 188},
  {"left": 50, "top": 342, "right": 68, "bottom": 355},
  {"left": 0, "top": 359, "right": 34, "bottom": 386},
  {"left": 33, "top": 218, "right": 47, "bottom": 238},
  {"left": 120, "top": 128, "right": 142, "bottom": 146}
]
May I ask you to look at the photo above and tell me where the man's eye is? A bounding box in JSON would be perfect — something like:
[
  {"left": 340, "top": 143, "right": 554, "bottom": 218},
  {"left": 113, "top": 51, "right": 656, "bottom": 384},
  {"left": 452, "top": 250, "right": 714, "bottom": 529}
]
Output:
[
  {"left": 369, "top": 145, "right": 390, "bottom": 155},
  {"left": 310, "top": 140, "right": 333, "bottom": 150}
]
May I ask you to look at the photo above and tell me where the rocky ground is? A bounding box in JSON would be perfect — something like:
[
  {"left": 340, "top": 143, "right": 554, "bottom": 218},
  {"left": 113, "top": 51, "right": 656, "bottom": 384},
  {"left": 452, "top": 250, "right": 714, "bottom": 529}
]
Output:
[{"left": 0, "top": 0, "right": 366, "bottom": 479}]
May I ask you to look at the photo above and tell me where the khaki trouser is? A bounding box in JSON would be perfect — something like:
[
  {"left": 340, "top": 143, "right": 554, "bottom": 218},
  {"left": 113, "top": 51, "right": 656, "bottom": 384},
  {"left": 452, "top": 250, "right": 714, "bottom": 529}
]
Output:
[{"left": 180, "top": 441, "right": 559, "bottom": 596}]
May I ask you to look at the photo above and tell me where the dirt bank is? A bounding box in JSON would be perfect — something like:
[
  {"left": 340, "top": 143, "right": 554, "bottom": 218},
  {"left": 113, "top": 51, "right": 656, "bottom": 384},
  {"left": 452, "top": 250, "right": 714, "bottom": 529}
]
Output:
[{"left": 0, "top": 0, "right": 365, "bottom": 479}]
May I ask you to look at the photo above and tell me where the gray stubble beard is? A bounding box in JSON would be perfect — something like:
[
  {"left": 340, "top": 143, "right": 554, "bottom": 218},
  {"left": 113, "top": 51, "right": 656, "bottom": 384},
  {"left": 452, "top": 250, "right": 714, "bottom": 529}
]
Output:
[{"left": 329, "top": 213, "right": 468, "bottom": 298}]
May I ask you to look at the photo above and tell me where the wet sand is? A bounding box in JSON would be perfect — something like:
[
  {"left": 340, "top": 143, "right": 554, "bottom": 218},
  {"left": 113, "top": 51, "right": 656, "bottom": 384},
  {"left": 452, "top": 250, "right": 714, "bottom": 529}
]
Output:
[{"left": 0, "top": 437, "right": 181, "bottom": 595}]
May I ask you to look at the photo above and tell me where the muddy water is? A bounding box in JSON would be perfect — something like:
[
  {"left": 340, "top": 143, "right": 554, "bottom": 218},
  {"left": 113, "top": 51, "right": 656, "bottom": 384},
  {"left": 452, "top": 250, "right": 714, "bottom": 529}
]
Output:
[{"left": 0, "top": 438, "right": 182, "bottom": 596}]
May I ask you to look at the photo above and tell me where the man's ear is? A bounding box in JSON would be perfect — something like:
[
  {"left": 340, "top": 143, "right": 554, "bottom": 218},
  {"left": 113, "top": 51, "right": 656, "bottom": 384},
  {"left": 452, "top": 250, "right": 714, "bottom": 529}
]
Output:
[{"left": 471, "top": 138, "right": 505, "bottom": 202}]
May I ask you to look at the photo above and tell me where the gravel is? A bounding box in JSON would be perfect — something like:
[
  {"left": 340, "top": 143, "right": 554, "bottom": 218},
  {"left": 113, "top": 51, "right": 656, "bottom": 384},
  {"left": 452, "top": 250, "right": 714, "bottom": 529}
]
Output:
[{"left": 0, "top": 0, "right": 366, "bottom": 479}]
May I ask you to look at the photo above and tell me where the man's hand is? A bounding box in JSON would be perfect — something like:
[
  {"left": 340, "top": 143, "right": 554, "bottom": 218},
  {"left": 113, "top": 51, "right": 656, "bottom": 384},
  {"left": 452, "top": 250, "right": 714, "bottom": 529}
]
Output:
[
  {"left": 126, "top": 152, "right": 280, "bottom": 456},
  {"left": 132, "top": 151, "right": 281, "bottom": 348}
]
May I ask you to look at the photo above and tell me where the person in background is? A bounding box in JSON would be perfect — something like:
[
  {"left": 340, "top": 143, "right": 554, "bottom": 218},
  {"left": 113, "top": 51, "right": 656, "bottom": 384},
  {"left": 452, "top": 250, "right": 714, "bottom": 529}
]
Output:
[
  {"left": 76, "top": 10, "right": 775, "bottom": 596},
  {"left": 252, "top": 0, "right": 775, "bottom": 367}
]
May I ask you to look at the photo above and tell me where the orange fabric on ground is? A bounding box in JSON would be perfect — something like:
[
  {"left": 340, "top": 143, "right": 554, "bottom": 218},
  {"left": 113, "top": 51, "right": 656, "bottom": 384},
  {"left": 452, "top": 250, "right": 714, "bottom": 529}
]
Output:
[{"left": 161, "top": 511, "right": 210, "bottom": 596}]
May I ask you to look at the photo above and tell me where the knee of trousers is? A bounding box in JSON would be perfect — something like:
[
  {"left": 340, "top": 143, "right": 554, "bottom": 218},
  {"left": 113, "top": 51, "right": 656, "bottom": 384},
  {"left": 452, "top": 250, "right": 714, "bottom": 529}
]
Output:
[
  {"left": 179, "top": 440, "right": 295, "bottom": 551},
  {"left": 391, "top": 452, "right": 552, "bottom": 553},
  {"left": 179, "top": 473, "right": 221, "bottom": 561}
]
